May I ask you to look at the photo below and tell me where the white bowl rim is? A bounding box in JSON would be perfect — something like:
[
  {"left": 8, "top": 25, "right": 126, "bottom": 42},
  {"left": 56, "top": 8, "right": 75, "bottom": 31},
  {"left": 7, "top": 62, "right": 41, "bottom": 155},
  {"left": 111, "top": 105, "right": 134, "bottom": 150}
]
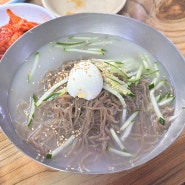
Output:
[
  {"left": 41, "top": 0, "right": 127, "bottom": 17},
  {"left": 0, "top": 2, "right": 56, "bottom": 19}
]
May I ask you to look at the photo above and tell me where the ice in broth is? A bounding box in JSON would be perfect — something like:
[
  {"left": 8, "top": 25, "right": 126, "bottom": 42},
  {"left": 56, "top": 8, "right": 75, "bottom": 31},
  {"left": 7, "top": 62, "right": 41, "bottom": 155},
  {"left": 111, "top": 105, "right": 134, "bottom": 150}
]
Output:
[{"left": 8, "top": 33, "right": 175, "bottom": 173}]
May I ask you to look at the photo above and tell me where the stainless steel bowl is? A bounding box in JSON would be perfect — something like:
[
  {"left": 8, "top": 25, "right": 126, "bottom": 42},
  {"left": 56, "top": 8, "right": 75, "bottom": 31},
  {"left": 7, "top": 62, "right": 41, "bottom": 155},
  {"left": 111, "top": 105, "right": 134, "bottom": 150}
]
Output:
[{"left": 0, "top": 13, "right": 185, "bottom": 174}]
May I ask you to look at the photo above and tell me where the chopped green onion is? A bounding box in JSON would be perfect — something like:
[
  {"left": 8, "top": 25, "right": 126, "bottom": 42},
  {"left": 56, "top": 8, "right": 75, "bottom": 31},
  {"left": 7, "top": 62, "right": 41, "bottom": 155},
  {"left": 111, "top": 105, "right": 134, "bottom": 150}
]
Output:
[
  {"left": 120, "top": 110, "right": 139, "bottom": 131},
  {"left": 46, "top": 135, "right": 75, "bottom": 159},
  {"left": 35, "top": 77, "right": 68, "bottom": 107},
  {"left": 106, "top": 146, "right": 133, "bottom": 157},
  {"left": 110, "top": 128, "right": 126, "bottom": 151},
  {"left": 28, "top": 51, "right": 39, "bottom": 83}
]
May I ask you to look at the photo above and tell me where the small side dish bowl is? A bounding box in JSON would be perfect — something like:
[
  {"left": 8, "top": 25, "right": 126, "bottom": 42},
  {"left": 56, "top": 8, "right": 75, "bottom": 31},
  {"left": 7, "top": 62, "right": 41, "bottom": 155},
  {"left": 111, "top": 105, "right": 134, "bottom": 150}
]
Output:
[
  {"left": 42, "top": 0, "right": 126, "bottom": 17},
  {"left": 0, "top": 3, "right": 55, "bottom": 59}
]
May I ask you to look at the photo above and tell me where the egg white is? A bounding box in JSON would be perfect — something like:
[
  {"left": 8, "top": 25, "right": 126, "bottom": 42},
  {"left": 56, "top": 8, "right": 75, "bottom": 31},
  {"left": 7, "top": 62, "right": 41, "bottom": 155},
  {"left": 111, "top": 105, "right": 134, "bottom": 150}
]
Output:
[{"left": 67, "top": 61, "right": 103, "bottom": 100}]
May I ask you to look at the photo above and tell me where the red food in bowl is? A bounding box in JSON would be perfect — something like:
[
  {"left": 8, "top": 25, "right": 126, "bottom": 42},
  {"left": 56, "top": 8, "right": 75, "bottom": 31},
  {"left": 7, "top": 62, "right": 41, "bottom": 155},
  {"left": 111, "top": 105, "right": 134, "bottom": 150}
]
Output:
[
  {"left": 0, "top": 9, "right": 39, "bottom": 59},
  {"left": 0, "top": 0, "right": 10, "bottom": 5}
]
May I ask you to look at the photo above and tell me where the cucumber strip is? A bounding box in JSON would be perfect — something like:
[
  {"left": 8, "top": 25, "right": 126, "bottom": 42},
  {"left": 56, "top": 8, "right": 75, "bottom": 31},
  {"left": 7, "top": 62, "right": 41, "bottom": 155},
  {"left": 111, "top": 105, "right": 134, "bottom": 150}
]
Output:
[
  {"left": 149, "top": 82, "right": 155, "bottom": 90},
  {"left": 140, "top": 54, "right": 150, "bottom": 70},
  {"left": 158, "top": 92, "right": 170, "bottom": 102},
  {"left": 120, "top": 121, "right": 134, "bottom": 141},
  {"left": 64, "top": 48, "right": 106, "bottom": 55},
  {"left": 102, "top": 73, "right": 128, "bottom": 88},
  {"left": 128, "top": 65, "right": 143, "bottom": 84},
  {"left": 92, "top": 58, "right": 121, "bottom": 63},
  {"left": 107, "top": 146, "right": 133, "bottom": 157},
  {"left": 149, "top": 63, "right": 160, "bottom": 89},
  {"left": 156, "top": 94, "right": 161, "bottom": 102},
  {"left": 110, "top": 128, "right": 126, "bottom": 151},
  {"left": 103, "top": 84, "right": 126, "bottom": 107},
  {"left": 54, "top": 41, "right": 84, "bottom": 46},
  {"left": 129, "top": 65, "right": 143, "bottom": 83},
  {"left": 121, "top": 108, "right": 127, "bottom": 124},
  {"left": 127, "top": 71, "right": 137, "bottom": 78},
  {"left": 89, "top": 48, "right": 106, "bottom": 52},
  {"left": 35, "top": 77, "right": 68, "bottom": 107},
  {"left": 135, "top": 65, "right": 144, "bottom": 80},
  {"left": 110, "top": 61, "right": 125, "bottom": 68},
  {"left": 103, "top": 83, "right": 127, "bottom": 122},
  {"left": 106, "top": 75, "right": 127, "bottom": 85},
  {"left": 88, "top": 41, "right": 114, "bottom": 46},
  {"left": 149, "top": 76, "right": 163, "bottom": 90},
  {"left": 153, "top": 80, "right": 166, "bottom": 91},
  {"left": 120, "top": 58, "right": 140, "bottom": 73},
  {"left": 144, "top": 69, "right": 159, "bottom": 76},
  {"left": 163, "top": 92, "right": 170, "bottom": 99},
  {"left": 27, "top": 94, "right": 37, "bottom": 126},
  {"left": 169, "top": 107, "right": 185, "bottom": 122},
  {"left": 150, "top": 90, "right": 165, "bottom": 125},
  {"left": 149, "top": 80, "right": 167, "bottom": 125},
  {"left": 28, "top": 51, "right": 39, "bottom": 83},
  {"left": 158, "top": 96, "right": 175, "bottom": 106},
  {"left": 120, "top": 110, "right": 139, "bottom": 131},
  {"left": 43, "top": 87, "right": 67, "bottom": 102},
  {"left": 46, "top": 135, "right": 75, "bottom": 159},
  {"left": 69, "top": 36, "right": 98, "bottom": 40},
  {"left": 92, "top": 60, "right": 128, "bottom": 79},
  {"left": 104, "top": 62, "right": 128, "bottom": 79},
  {"left": 103, "top": 78, "right": 134, "bottom": 97}
]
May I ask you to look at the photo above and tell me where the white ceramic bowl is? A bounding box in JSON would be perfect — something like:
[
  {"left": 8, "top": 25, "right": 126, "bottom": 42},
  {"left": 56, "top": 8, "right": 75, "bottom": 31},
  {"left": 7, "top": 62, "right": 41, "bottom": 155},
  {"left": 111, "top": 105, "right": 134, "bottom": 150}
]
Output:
[
  {"left": 42, "top": 0, "right": 126, "bottom": 17},
  {"left": 0, "top": 3, "right": 56, "bottom": 26}
]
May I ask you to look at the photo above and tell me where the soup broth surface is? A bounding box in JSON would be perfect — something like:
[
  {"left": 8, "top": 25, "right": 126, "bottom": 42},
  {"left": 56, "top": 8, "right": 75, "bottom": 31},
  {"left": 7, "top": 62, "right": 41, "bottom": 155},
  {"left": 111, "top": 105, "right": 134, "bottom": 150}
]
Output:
[{"left": 8, "top": 33, "right": 174, "bottom": 173}]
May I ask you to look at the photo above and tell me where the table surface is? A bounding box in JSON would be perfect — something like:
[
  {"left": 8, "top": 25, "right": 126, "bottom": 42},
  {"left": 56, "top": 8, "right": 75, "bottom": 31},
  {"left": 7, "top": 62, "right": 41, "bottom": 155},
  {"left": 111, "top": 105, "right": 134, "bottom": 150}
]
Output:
[{"left": 1, "top": 0, "right": 185, "bottom": 184}]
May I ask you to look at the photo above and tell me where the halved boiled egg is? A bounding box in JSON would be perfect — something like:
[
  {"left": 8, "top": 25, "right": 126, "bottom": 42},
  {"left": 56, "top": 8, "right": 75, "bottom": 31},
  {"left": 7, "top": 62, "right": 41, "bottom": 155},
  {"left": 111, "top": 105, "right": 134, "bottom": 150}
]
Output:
[{"left": 67, "top": 61, "right": 103, "bottom": 100}]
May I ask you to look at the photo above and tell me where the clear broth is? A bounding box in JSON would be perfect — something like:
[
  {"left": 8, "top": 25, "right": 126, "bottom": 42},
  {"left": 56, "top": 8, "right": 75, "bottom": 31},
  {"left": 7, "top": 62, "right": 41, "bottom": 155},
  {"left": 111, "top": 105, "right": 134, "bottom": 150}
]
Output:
[{"left": 8, "top": 33, "right": 174, "bottom": 173}]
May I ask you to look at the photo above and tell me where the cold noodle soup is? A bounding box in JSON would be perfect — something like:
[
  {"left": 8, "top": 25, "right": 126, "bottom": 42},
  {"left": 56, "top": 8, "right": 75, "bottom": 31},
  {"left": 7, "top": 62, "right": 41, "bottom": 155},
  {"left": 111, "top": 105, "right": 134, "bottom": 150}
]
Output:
[{"left": 9, "top": 33, "right": 175, "bottom": 173}]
